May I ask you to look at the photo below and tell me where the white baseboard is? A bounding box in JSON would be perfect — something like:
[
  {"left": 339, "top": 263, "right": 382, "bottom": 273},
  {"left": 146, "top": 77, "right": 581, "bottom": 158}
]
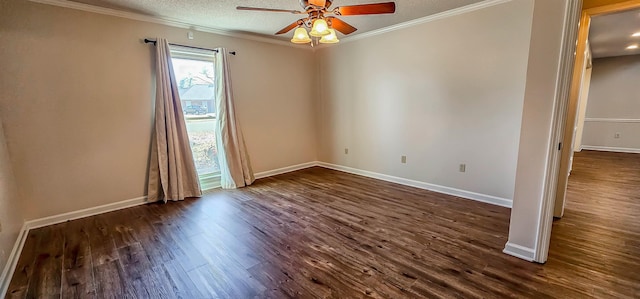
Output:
[
  {"left": 503, "top": 242, "right": 536, "bottom": 262},
  {"left": 0, "top": 223, "right": 29, "bottom": 298},
  {"left": 254, "top": 162, "right": 318, "bottom": 179},
  {"left": 24, "top": 196, "right": 148, "bottom": 230},
  {"left": 316, "top": 162, "right": 512, "bottom": 208},
  {"left": 581, "top": 145, "right": 640, "bottom": 154}
]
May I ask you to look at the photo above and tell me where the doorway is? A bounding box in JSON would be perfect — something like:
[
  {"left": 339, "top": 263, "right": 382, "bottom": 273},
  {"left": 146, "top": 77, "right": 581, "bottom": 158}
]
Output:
[
  {"left": 545, "top": 2, "right": 640, "bottom": 295},
  {"left": 553, "top": 0, "right": 640, "bottom": 219}
]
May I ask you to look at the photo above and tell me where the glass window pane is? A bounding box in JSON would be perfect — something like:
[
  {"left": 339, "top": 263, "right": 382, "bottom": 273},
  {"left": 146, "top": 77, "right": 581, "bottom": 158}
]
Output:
[
  {"left": 185, "top": 118, "right": 220, "bottom": 175},
  {"left": 171, "top": 57, "right": 220, "bottom": 175}
]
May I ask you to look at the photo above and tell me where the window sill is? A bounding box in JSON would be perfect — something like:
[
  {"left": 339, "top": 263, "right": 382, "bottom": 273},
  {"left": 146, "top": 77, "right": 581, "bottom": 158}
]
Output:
[
  {"left": 200, "top": 172, "right": 221, "bottom": 191},
  {"left": 184, "top": 114, "right": 216, "bottom": 121}
]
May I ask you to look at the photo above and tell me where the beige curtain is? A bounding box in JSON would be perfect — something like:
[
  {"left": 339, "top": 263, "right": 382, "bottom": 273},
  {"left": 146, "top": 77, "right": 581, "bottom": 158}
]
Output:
[
  {"left": 147, "top": 38, "right": 202, "bottom": 202},
  {"left": 215, "top": 48, "right": 255, "bottom": 188}
]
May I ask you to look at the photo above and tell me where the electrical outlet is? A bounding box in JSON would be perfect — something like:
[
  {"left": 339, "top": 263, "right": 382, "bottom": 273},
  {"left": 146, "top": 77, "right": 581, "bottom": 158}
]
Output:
[
  {"left": 401, "top": 156, "right": 407, "bottom": 164},
  {"left": 614, "top": 132, "right": 621, "bottom": 139},
  {"left": 459, "top": 164, "right": 466, "bottom": 173},
  {"left": 344, "top": 148, "right": 349, "bottom": 155}
]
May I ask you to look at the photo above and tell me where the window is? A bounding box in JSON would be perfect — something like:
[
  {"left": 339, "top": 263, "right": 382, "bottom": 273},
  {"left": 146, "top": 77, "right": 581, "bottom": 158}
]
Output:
[{"left": 170, "top": 46, "right": 220, "bottom": 190}]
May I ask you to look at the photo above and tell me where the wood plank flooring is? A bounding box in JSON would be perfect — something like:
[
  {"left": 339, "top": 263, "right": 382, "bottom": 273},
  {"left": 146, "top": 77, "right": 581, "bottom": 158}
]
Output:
[
  {"left": 547, "top": 150, "right": 640, "bottom": 298},
  {"left": 5, "top": 150, "right": 640, "bottom": 298}
]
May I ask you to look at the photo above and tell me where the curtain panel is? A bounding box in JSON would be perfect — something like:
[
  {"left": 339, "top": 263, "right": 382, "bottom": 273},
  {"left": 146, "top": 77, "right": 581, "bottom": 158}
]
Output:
[
  {"left": 214, "top": 48, "right": 255, "bottom": 189},
  {"left": 147, "top": 38, "right": 202, "bottom": 202}
]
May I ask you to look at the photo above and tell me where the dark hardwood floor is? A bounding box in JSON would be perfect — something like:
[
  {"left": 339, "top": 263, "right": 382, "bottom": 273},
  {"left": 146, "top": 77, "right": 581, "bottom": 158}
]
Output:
[
  {"left": 5, "top": 151, "right": 640, "bottom": 298},
  {"left": 547, "top": 150, "right": 640, "bottom": 298}
]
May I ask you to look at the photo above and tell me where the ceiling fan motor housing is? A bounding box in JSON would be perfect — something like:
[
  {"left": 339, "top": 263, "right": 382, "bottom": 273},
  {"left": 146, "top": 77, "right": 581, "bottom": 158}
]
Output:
[
  {"left": 300, "top": 0, "right": 333, "bottom": 9},
  {"left": 237, "top": 1, "right": 395, "bottom": 36}
]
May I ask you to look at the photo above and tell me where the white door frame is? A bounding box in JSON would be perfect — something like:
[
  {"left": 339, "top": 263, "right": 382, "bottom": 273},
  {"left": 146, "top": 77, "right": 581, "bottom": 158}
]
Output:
[{"left": 533, "top": 0, "right": 640, "bottom": 263}]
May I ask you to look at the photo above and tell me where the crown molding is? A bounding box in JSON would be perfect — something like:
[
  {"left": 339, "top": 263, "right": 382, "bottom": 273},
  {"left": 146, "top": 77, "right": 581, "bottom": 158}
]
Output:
[
  {"left": 336, "top": 0, "right": 513, "bottom": 45},
  {"left": 28, "top": 0, "right": 511, "bottom": 50},
  {"left": 27, "top": 0, "right": 307, "bottom": 49}
]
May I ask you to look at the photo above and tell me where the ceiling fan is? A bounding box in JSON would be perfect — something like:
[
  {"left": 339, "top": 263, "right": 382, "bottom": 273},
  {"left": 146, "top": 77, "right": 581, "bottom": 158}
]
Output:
[{"left": 237, "top": 0, "right": 396, "bottom": 44}]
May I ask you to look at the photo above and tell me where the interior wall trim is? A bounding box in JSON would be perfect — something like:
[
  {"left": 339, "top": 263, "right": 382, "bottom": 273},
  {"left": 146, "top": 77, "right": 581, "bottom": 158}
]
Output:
[
  {"left": 533, "top": 0, "right": 583, "bottom": 264},
  {"left": 503, "top": 242, "right": 535, "bottom": 261},
  {"left": 584, "top": 118, "right": 640, "bottom": 123},
  {"left": 254, "top": 162, "right": 319, "bottom": 179},
  {"left": 337, "top": 0, "right": 513, "bottom": 45},
  {"left": 28, "top": 0, "right": 511, "bottom": 51},
  {"left": 581, "top": 145, "right": 640, "bottom": 154},
  {"left": 257, "top": 161, "right": 514, "bottom": 209},
  {"left": 317, "top": 162, "right": 513, "bottom": 208},
  {"left": 24, "top": 196, "right": 149, "bottom": 230},
  {"left": 0, "top": 224, "right": 28, "bottom": 299},
  {"left": 26, "top": 0, "right": 305, "bottom": 48}
]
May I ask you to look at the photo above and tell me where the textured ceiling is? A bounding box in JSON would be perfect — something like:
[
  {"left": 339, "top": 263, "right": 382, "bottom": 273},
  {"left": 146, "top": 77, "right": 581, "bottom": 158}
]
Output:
[
  {"left": 64, "top": 0, "right": 485, "bottom": 40},
  {"left": 590, "top": 8, "right": 640, "bottom": 58}
]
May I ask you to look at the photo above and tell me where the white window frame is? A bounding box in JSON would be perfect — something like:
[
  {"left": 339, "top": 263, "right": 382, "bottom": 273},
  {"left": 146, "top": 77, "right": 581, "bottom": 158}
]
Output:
[{"left": 170, "top": 46, "right": 221, "bottom": 191}]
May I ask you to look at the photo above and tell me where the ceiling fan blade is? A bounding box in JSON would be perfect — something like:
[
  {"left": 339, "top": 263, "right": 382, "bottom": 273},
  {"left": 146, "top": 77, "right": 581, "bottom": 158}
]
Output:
[
  {"left": 236, "top": 6, "right": 303, "bottom": 14},
  {"left": 327, "top": 17, "right": 357, "bottom": 35},
  {"left": 309, "top": 0, "right": 327, "bottom": 7},
  {"left": 276, "top": 20, "right": 303, "bottom": 35},
  {"left": 335, "top": 2, "right": 396, "bottom": 15}
]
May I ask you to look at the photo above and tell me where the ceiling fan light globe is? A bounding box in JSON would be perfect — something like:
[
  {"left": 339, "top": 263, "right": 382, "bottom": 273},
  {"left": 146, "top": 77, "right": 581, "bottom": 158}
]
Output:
[
  {"left": 319, "top": 29, "right": 339, "bottom": 44},
  {"left": 291, "top": 27, "right": 312, "bottom": 44},
  {"left": 309, "top": 19, "right": 331, "bottom": 37}
]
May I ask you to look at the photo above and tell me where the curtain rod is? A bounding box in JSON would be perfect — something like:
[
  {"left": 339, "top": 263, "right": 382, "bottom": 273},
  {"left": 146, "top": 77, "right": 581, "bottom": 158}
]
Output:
[{"left": 144, "top": 39, "right": 236, "bottom": 56}]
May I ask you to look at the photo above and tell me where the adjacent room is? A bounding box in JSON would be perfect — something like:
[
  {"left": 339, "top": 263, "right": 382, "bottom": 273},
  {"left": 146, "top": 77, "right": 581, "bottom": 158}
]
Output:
[
  {"left": 0, "top": 0, "right": 638, "bottom": 297},
  {"left": 547, "top": 5, "right": 640, "bottom": 297}
]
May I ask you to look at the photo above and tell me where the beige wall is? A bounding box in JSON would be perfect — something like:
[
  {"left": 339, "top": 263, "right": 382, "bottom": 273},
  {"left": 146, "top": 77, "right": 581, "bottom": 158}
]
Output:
[
  {"left": 316, "top": 0, "right": 534, "bottom": 202},
  {"left": 581, "top": 55, "right": 640, "bottom": 151},
  {"left": 0, "top": 117, "right": 24, "bottom": 279},
  {"left": 0, "top": 0, "right": 317, "bottom": 220}
]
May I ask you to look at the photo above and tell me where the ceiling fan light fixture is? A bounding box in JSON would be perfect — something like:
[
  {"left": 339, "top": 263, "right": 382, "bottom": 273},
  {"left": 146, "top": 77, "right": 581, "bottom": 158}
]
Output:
[
  {"left": 238, "top": 1, "right": 397, "bottom": 40},
  {"left": 291, "top": 27, "right": 312, "bottom": 44},
  {"left": 309, "top": 19, "right": 331, "bottom": 37},
  {"left": 319, "top": 29, "right": 339, "bottom": 44}
]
